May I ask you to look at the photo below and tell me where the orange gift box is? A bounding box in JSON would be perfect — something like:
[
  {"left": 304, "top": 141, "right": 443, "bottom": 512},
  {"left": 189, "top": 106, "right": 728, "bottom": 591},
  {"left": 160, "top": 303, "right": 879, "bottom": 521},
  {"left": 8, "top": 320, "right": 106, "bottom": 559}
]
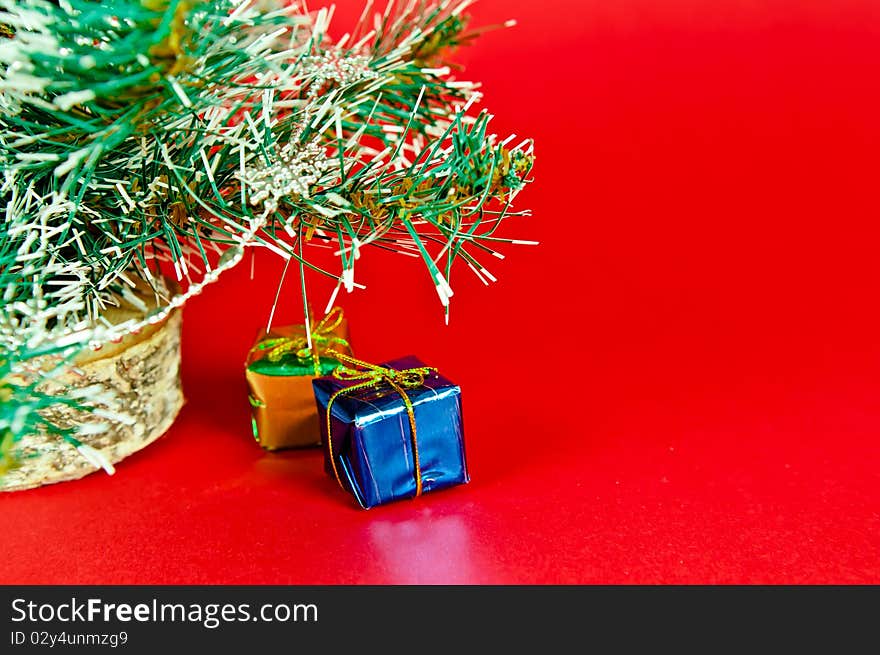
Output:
[{"left": 245, "top": 308, "right": 351, "bottom": 450}]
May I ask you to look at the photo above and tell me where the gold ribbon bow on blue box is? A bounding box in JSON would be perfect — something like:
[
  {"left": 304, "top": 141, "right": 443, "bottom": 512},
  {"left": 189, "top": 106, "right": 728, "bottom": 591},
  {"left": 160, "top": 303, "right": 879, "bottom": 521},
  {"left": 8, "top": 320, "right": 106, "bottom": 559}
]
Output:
[{"left": 312, "top": 353, "right": 469, "bottom": 509}]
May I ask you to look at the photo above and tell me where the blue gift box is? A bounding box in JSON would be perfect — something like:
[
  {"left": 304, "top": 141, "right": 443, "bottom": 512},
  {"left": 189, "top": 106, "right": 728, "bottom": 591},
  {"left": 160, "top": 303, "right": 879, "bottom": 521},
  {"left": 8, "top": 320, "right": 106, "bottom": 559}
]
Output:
[{"left": 312, "top": 355, "right": 469, "bottom": 509}]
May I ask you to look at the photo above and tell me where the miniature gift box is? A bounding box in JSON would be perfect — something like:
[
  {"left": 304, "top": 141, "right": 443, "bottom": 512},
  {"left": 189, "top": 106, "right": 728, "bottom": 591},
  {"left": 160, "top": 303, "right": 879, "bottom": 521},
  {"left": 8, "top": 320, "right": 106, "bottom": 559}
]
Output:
[
  {"left": 245, "top": 308, "right": 352, "bottom": 449},
  {"left": 312, "top": 354, "right": 469, "bottom": 509}
]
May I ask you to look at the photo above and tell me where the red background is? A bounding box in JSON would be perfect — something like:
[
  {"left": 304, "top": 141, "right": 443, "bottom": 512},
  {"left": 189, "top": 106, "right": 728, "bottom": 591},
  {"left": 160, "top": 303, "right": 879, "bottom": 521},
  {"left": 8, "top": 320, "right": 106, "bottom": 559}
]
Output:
[{"left": 4, "top": 0, "right": 880, "bottom": 583}]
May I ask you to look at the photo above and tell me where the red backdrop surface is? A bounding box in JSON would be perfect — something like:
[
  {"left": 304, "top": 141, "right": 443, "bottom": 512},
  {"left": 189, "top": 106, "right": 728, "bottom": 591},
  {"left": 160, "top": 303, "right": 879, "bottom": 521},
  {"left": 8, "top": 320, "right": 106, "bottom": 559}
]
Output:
[{"left": 4, "top": 0, "right": 880, "bottom": 584}]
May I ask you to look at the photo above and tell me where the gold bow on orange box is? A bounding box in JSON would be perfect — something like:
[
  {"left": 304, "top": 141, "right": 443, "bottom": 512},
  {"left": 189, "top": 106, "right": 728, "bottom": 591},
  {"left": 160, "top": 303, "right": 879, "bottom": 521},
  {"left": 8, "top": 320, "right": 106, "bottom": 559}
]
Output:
[
  {"left": 245, "top": 307, "right": 353, "bottom": 450},
  {"left": 249, "top": 307, "right": 350, "bottom": 376}
]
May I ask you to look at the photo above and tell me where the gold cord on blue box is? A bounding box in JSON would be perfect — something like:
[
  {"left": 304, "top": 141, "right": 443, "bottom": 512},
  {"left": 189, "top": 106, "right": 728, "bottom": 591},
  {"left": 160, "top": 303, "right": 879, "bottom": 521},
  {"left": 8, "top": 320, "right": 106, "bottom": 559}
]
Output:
[{"left": 322, "top": 351, "right": 436, "bottom": 497}]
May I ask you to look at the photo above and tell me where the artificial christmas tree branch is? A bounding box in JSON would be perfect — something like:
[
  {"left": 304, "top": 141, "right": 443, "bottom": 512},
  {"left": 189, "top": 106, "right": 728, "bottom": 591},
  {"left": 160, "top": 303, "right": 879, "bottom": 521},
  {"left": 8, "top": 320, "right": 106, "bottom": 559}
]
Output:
[{"left": 0, "top": 0, "right": 534, "bottom": 470}]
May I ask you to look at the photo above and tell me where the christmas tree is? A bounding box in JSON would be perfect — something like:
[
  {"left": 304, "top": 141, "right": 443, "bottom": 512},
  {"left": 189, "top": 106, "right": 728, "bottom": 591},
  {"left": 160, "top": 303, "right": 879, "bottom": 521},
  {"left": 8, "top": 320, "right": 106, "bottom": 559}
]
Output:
[{"left": 0, "top": 0, "right": 534, "bottom": 475}]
